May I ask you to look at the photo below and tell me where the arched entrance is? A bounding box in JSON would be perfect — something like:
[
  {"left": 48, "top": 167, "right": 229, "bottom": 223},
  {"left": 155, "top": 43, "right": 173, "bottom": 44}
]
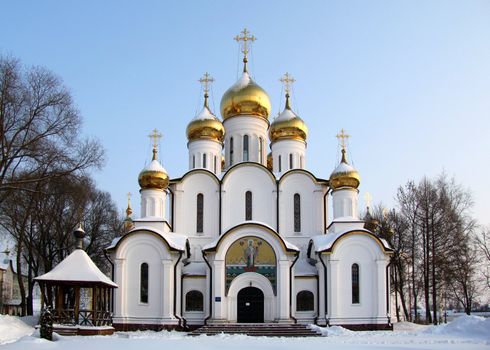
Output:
[{"left": 237, "top": 287, "right": 264, "bottom": 323}]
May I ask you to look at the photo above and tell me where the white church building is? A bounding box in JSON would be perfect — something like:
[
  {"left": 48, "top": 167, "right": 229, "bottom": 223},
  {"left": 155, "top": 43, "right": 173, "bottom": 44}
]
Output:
[{"left": 106, "top": 30, "right": 394, "bottom": 331}]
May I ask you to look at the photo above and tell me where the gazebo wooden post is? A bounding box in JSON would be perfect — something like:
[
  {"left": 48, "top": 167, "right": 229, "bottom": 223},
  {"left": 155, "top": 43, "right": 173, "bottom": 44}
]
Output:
[
  {"left": 56, "top": 285, "right": 63, "bottom": 321},
  {"left": 92, "top": 286, "right": 97, "bottom": 326},
  {"left": 74, "top": 286, "right": 80, "bottom": 324}
]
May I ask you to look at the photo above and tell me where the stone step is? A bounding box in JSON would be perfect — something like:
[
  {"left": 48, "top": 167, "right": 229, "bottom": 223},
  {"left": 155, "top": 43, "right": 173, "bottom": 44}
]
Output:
[{"left": 188, "top": 323, "right": 323, "bottom": 337}]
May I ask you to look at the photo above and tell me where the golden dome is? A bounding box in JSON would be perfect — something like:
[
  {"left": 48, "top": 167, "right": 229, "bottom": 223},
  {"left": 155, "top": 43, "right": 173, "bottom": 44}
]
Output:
[
  {"left": 267, "top": 152, "right": 273, "bottom": 170},
  {"left": 329, "top": 149, "right": 360, "bottom": 190},
  {"left": 138, "top": 149, "right": 169, "bottom": 190},
  {"left": 269, "top": 96, "right": 307, "bottom": 144},
  {"left": 220, "top": 71, "right": 271, "bottom": 120},
  {"left": 186, "top": 105, "right": 224, "bottom": 143}
]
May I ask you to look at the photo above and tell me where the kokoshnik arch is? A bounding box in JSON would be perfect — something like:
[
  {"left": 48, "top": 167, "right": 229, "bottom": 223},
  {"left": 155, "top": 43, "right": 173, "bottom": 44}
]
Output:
[{"left": 105, "top": 29, "right": 394, "bottom": 331}]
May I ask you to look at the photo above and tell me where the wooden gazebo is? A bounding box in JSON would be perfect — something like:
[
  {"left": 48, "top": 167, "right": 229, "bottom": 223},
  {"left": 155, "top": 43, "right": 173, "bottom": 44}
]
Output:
[{"left": 35, "top": 226, "right": 118, "bottom": 335}]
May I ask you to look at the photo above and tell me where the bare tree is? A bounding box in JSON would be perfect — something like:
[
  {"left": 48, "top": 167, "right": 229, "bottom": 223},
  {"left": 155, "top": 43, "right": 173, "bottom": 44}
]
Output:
[
  {"left": 475, "top": 227, "right": 490, "bottom": 290},
  {"left": 0, "top": 56, "right": 104, "bottom": 204}
]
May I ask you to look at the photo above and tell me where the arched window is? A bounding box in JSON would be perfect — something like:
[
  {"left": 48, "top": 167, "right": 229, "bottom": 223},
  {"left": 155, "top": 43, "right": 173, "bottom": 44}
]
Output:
[
  {"left": 196, "top": 194, "right": 204, "bottom": 233},
  {"left": 294, "top": 193, "right": 301, "bottom": 232},
  {"left": 140, "top": 263, "right": 148, "bottom": 303},
  {"left": 185, "top": 290, "right": 204, "bottom": 311},
  {"left": 278, "top": 155, "right": 282, "bottom": 172},
  {"left": 352, "top": 263, "right": 360, "bottom": 304},
  {"left": 259, "top": 137, "right": 263, "bottom": 164},
  {"left": 289, "top": 153, "right": 293, "bottom": 169},
  {"left": 296, "top": 290, "right": 314, "bottom": 311},
  {"left": 245, "top": 191, "right": 252, "bottom": 220},
  {"left": 203, "top": 153, "right": 207, "bottom": 168},
  {"left": 230, "top": 137, "right": 234, "bottom": 166},
  {"left": 214, "top": 155, "right": 217, "bottom": 173},
  {"left": 192, "top": 155, "right": 195, "bottom": 168},
  {"left": 243, "top": 135, "right": 249, "bottom": 161}
]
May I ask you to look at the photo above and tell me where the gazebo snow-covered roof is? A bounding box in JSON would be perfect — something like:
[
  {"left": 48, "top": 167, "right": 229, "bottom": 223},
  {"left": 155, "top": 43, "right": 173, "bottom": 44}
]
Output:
[{"left": 35, "top": 249, "right": 117, "bottom": 288}]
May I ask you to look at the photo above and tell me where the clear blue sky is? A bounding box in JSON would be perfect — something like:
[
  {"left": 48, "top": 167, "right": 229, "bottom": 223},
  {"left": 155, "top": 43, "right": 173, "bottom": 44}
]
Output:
[{"left": 1, "top": 0, "right": 489, "bottom": 227}]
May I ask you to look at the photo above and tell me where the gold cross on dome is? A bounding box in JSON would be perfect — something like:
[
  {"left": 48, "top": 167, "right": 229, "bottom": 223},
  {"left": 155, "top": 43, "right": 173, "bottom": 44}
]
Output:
[
  {"left": 364, "top": 192, "right": 373, "bottom": 209},
  {"left": 148, "top": 128, "right": 162, "bottom": 160},
  {"left": 198, "top": 72, "right": 214, "bottom": 95},
  {"left": 127, "top": 192, "right": 132, "bottom": 206},
  {"left": 234, "top": 28, "right": 256, "bottom": 57},
  {"left": 280, "top": 72, "right": 295, "bottom": 95},
  {"left": 336, "top": 128, "right": 350, "bottom": 151}
]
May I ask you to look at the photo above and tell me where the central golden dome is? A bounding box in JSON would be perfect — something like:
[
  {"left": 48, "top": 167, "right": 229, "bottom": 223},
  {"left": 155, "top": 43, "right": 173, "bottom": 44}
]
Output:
[{"left": 220, "top": 71, "right": 271, "bottom": 120}]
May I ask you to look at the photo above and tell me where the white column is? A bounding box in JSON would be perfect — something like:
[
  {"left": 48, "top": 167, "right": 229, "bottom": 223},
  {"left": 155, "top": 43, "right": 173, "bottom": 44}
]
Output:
[
  {"left": 376, "top": 259, "right": 387, "bottom": 318},
  {"left": 277, "top": 259, "right": 291, "bottom": 322},
  {"left": 212, "top": 259, "right": 226, "bottom": 321},
  {"left": 114, "top": 258, "right": 125, "bottom": 318},
  {"left": 329, "top": 259, "right": 339, "bottom": 319},
  {"left": 162, "top": 260, "right": 174, "bottom": 319}
]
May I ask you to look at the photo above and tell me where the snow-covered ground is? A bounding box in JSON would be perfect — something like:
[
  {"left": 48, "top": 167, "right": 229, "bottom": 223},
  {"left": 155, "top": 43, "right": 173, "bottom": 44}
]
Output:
[{"left": 1, "top": 315, "right": 489, "bottom": 350}]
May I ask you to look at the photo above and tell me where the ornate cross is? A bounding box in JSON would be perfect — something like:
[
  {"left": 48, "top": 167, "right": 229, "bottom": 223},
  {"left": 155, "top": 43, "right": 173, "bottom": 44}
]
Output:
[
  {"left": 148, "top": 128, "right": 162, "bottom": 160},
  {"left": 336, "top": 128, "right": 350, "bottom": 151},
  {"left": 127, "top": 192, "right": 132, "bottom": 206},
  {"left": 234, "top": 28, "right": 256, "bottom": 57},
  {"left": 280, "top": 72, "right": 295, "bottom": 95},
  {"left": 199, "top": 72, "right": 214, "bottom": 95}
]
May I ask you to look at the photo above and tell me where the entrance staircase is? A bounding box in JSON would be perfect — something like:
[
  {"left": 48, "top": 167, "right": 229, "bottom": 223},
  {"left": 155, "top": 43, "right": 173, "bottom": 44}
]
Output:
[{"left": 188, "top": 323, "right": 323, "bottom": 337}]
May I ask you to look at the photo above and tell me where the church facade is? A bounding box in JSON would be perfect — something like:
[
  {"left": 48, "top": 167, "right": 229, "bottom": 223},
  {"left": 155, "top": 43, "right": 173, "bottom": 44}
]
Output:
[{"left": 106, "top": 30, "right": 394, "bottom": 331}]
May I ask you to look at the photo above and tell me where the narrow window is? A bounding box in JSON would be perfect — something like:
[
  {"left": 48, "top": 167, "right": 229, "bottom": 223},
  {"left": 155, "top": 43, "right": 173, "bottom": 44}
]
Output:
[
  {"left": 243, "top": 135, "right": 249, "bottom": 161},
  {"left": 296, "top": 290, "right": 314, "bottom": 311},
  {"left": 352, "top": 263, "right": 360, "bottom": 304},
  {"left": 300, "top": 156, "right": 303, "bottom": 169},
  {"left": 245, "top": 191, "right": 252, "bottom": 221},
  {"left": 230, "top": 137, "right": 234, "bottom": 166},
  {"left": 259, "top": 137, "right": 263, "bottom": 164},
  {"left": 185, "top": 290, "right": 204, "bottom": 311},
  {"left": 278, "top": 155, "right": 282, "bottom": 172},
  {"left": 192, "top": 155, "right": 195, "bottom": 168},
  {"left": 196, "top": 194, "right": 204, "bottom": 233},
  {"left": 294, "top": 193, "right": 301, "bottom": 232},
  {"left": 203, "top": 154, "right": 207, "bottom": 169},
  {"left": 214, "top": 155, "right": 217, "bottom": 173},
  {"left": 289, "top": 153, "right": 293, "bottom": 169},
  {"left": 140, "top": 263, "right": 148, "bottom": 303}
]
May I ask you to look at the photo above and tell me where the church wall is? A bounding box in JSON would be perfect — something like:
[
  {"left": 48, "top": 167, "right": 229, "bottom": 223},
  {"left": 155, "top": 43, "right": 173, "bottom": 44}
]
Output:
[
  {"left": 182, "top": 277, "right": 207, "bottom": 326},
  {"left": 327, "top": 234, "right": 390, "bottom": 325},
  {"left": 271, "top": 139, "right": 306, "bottom": 175},
  {"left": 278, "top": 172, "right": 325, "bottom": 239},
  {"left": 293, "top": 277, "right": 317, "bottom": 324},
  {"left": 223, "top": 116, "right": 269, "bottom": 168},
  {"left": 112, "top": 232, "right": 179, "bottom": 326},
  {"left": 174, "top": 172, "right": 220, "bottom": 238},
  {"left": 221, "top": 166, "right": 276, "bottom": 231}
]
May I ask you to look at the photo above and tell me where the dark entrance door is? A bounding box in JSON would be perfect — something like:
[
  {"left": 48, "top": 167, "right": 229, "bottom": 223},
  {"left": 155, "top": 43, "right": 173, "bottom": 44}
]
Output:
[{"left": 237, "top": 287, "right": 264, "bottom": 323}]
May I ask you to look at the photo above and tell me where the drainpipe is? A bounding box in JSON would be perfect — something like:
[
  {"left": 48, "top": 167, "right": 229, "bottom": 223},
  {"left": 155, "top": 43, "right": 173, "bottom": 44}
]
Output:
[
  {"left": 289, "top": 251, "right": 300, "bottom": 324},
  {"left": 318, "top": 253, "right": 329, "bottom": 326},
  {"left": 103, "top": 250, "right": 115, "bottom": 313},
  {"left": 219, "top": 181, "right": 222, "bottom": 236},
  {"left": 202, "top": 251, "right": 212, "bottom": 325},
  {"left": 386, "top": 257, "right": 393, "bottom": 325},
  {"left": 323, "top": 188, "right": 331, "bottom": 234},
  {"left": 313, "top": 274, "right": 319, "bottom": 325},
  {"left": 173, "top": 251, "right": 183, "bottom": 329},
  {"left": 180, "top": 273, "right": 188, "bottom": 330}
]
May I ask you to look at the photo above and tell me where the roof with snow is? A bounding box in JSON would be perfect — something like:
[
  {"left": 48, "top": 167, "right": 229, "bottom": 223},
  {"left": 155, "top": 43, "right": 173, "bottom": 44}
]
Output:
[
  {"left": 34, "top": 249, "right": 117, "bottom": 288},
  {"left": 106, "top": 226, "right": 189, "bottom": 253},
  {"left": 294, "top": 257, "right": 318, "bottom": 276},
  {"left": 310, "top": 228, "right": 393, "bottom": 254},
  {"left": 203, "top": 221, "right": 299, "bottom": 252}
]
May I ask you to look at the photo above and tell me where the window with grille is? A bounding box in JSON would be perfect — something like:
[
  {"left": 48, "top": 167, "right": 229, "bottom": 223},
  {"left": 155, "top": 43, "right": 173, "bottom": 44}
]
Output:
[
  {"left": 245, "top": 191, "right": 252, "bottom": 220},
  {"left": 196, "top": 194, "right": 203, "bottom": 233},
  {"left": 243, "top": 135, "right": 249, "bottom": 161},
  {"left": 140, "top": 263, "right": 148, "bottom": 303},
  {"left": 296, "top": 290, "right": 314, "bottom": 311},
  {"left": 352, "top": 263, "right": 360, "bottom": 304},
  {"left": 230, "top": 137, "right": 234, "bottom": 166},
  {"left": 185, "top": 290, "right": 204, "bottom": 311},
  {"left": 294, "top": 193, "right": 301, "bottom": 232}
]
